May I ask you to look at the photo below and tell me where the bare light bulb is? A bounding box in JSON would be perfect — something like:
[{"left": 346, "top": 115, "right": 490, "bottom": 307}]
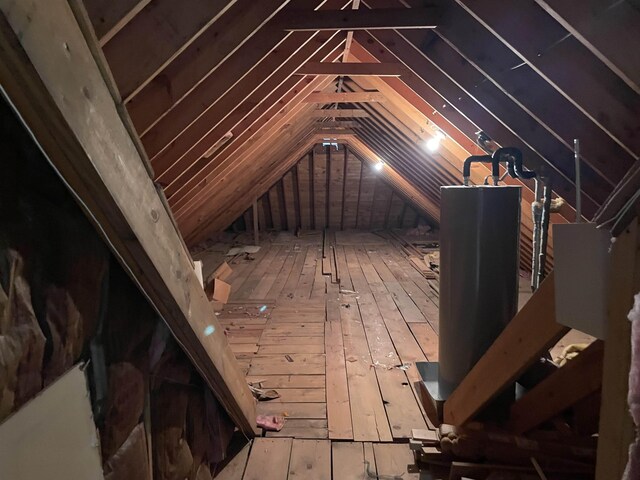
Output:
[
  {"left": 374, "top": 161, "right": 384, "bottom": 171},
  {"left": 425, "top": 131, "right": 446, "bottom": 152}
]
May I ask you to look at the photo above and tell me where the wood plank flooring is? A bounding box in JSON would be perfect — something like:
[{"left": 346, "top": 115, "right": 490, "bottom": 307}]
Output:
[{"left": 210, "top": 230, "right": 440, "bottom": 479}]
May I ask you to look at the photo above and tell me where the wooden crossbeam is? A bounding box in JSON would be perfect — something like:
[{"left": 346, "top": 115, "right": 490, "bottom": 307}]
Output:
[
  {"left": 0, "top": 0, "right": 257, "bottom": 435},
  {"left": 509, "top": 340, "right": 604, "bottom": 434},
  {"left": 304, "top": 91, "right": 385, "bottom": 103},
  {"left": 443, "top": 272, "right": 569, "bottom": 426},
  {"left": 310, "top": 109, "right": 369, "bottom": 118},
  {"left": 316, "top": 128, "right": 356, "bottom": 136},
  {"left": 296, "top": 62, "right": 405, "bottom": 76},
  {"left": 316, "top": 120, "right": 360, "bottom": 128},
  {"left": 278, "top": 7, "right": 438, "bottom": 31}
]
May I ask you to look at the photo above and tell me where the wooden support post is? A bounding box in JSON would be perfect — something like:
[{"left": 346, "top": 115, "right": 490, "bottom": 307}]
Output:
[
  {"left": 509, "top": 340, "right": 604, "bottom": 434},
  {"left": 0, "top": 0, "right": 257, "bottom": 435},
  {"left": 252, "top": 198, "right": 259, "bottom": 245},
  {"left": 444, "top": 272, "right": 568, "bottom": 426},
  {"left": 596, "top": 220, "right": 638, "bottom": 479}
]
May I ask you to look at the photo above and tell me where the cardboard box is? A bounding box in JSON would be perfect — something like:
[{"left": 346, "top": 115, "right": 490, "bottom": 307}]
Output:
[
  {"left": 212, "top": 261, "right": 233, "bottom": 281},
  {"left": 207, "top": 278, "right": 231, "bottom": 304}
]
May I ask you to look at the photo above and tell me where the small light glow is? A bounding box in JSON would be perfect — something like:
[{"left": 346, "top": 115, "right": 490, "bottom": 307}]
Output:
[
  {"left": 374, "top": 161, "right": 384, "bottom": 172},
  {"left": 204, "top": 325, "right": 215, "bottom": 336},
  {"left": 424, "top": 131, "right": 446, "bottom": 152}
]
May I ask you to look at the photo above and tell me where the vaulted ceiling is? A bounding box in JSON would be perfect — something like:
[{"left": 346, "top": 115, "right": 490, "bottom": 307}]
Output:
[{"left": 81, "top": 0, "right": 640, "bottom": 255}]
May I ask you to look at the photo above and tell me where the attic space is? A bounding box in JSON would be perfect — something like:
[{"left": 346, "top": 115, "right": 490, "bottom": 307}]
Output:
[{"left": 0, "top": 1, "right": 639, "bottom": 479}]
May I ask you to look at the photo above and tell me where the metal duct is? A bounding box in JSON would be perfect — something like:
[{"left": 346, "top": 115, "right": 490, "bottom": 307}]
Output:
[{"left": 438, "top": 186, "right": 521, "bottom": 397}]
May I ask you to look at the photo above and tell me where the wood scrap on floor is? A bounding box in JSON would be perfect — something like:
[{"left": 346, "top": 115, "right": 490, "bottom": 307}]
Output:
[{"left": 411, "top": 424, "right": 596, "bottom": 479}]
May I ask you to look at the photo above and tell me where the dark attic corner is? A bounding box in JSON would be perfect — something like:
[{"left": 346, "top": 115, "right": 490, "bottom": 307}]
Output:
[{"left": 0, "top": 0, "right": 639, "bottom": 479}]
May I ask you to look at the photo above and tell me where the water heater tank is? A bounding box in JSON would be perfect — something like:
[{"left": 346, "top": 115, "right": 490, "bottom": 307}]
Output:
[{"left": 438, "top": 186, "right": 521, "bottom": 396}]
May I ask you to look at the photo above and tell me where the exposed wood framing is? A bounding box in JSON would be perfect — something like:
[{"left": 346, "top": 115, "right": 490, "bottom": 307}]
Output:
[
  {"left": 296, "top": 61, "right": 405, "bottom": 76},
  {"left": 304, "top": 91, "right": 385, "bottom": 103},
  {"left": 0, "top": 0, "right": 257, "bottom": 435},
  {"left": 276, "top": 7, "right": 439, "bottom": 31},
  {"left": 443, "top": 273, "right": 568, "bottom": 426}
]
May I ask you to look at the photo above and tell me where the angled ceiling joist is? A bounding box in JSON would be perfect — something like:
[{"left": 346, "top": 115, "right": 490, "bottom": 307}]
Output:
[
  {"left": 83, "top": 0, "right": 152, "bottom": 45},
  {"left": 276, "top": 7, "right": 439, "bottom": 31},
  {"left": 102, "top": 0, "right": 235, "bottom": 101}
]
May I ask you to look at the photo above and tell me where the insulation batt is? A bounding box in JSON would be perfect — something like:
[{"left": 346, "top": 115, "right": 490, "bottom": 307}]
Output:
[{"left": 625, "top": 293, "right": 640, "bottom": 479}]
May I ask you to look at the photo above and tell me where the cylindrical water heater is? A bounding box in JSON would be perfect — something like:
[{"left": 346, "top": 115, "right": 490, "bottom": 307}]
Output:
[{"left": 438, "top": 186, "right": 521, "bottom": 396}]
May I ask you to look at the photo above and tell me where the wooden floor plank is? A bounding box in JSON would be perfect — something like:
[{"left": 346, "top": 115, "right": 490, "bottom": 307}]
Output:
[
  {"left": 372, "top": 443, "right": 419, "bottom": 479},
  {"left": 246, "top": 375, "right": 326, "bottom": 389},
  {"left": 251, "top": 245, "right": 290, "bottom": 300},
  {"left": 242, "top": 438, "right": 292, "bottom": 480},
  {"left": 269, "top": 388, "right": 326, "bottom": 403},
  {"left": 267, "top": 248, "right": 298, "bottom": 299},
  {"left": 258, "top": 344, "right": 325, "bottom": 354},
  {"left": 257, "top": 402, "right": 327, "bottom": 419},
  {"left": 248, "top": 362, "right": 325, "bottom": 376},
  {"left": 250, "top": 354, "right": 326, "bottom": 365},
  {"left": 214, "top": 442, "right": 251, "bottom": 480},
  {"left": 287, "top": 439, "right": 331, "bottom": 480},
  {"left": 294, "top": 247, "right": 318, "bottom": 301},
  {"left": 266, "top": 419, "right": 328, "bottom": 439},
  {"left": 339, "top": 289, "right": 393, "bottom": 442},
  {"left": 347, "top": 248, "right": 428, "bottom": 437},
  {"left": 310, "top": 247, "right": 327, "bottom": 301},
  {"left": 237, "top": 245, "right": 282, "bottom": 299},
  {"left": 259, "top": 336, "right": 325, "bottom": 346},
  {"left": 280, "top": 247, "right": 308, "bottom": 301},
  {"left": 325, "top": 283, "right": 354, "bottom": 440},
  {"left": 409, "top": 323, "right": 439, "bottom": 362}
]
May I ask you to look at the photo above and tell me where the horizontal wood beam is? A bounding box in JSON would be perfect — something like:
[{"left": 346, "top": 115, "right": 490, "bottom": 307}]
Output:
[
  {"left": 509, "top": 340, "right": 604, "bottom": 434},
  {"left": 315, "top": 128, "right": 356, "bottom": 135},
  {"left": 316, "top": 120, "right": 360, "bottom": 128},
  {"left": 277, "top": 7, "right": 438, "bottom": 31},
  {"left": 444, "top": 272, "right": 569, "bottom": 426},
  {"left": 0, "top": 0, "right": 257, "bottom": 436},
  {"left": 296, "top": 61, "right": 405, "bottom": 76},
  {"left": 310, "top": 108, "right": 369, "bottom": 117},
  {"left": 304, "top": 91, "right": 385, "bottom": 103}
]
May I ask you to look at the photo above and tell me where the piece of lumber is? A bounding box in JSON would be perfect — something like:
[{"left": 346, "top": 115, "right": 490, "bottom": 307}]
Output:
[
  {"left": 509, "top": 340, "right": 604, "bottom": 434},
  {"left": 277, "top": 7, "right": 438, "bottom": 31},
  {"left": 305, "top": 91, "right": 386, "bottom": 103},
  {"left": 297, "top": 61, "right": 406, "bottom": 76},
  {"left": 0, "top": 0, "right": 256, "bottom": 435},
  {"left": 444, "top": 272, "right": 568, "bottom": 426},
  {"left": 596, "top": 220, "right": 638, "bottom": 479},
  {"left": 310, "top": 109, "right": 369, "bottom": 118},
  {"left": 325, "top": 285, "right": 353, "bottom": 439}
]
